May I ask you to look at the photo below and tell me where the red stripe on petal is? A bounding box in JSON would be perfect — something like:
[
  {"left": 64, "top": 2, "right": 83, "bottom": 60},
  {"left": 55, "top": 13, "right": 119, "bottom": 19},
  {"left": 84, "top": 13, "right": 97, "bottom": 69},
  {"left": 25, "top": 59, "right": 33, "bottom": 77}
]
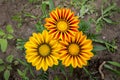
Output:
[
  {"left": 70, "top": 20, "right": 79, "bottom": 25},
  {"left": 67, "top": 13, "right": 74, "bottom": 21},
  {"left": 57, "top": 8, "right": 61, "bottom": 19},
  {"left": 50, "top": 12, "right": 58, "bottom": 21},
  {"left": 65, "top": 9, "right": 70, "bottom": 20}
]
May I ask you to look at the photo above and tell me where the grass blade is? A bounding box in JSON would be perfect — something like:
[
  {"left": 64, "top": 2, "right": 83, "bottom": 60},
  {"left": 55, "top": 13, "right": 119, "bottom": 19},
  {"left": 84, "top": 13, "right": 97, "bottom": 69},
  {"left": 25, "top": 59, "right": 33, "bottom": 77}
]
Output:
[{"left": 107, "top": 61, "right": 120, "bottom": 67}]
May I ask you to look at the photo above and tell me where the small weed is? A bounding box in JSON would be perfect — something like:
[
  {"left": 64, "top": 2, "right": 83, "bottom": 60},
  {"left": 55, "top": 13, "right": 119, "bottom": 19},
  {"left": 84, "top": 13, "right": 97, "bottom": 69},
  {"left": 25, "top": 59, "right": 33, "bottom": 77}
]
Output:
[
  {"left": 12, "top": 14, "right": 23, "bottom": 28},
  {"left": 92, "top": 39, "right": 117, "bottom": 53},
  {"left": 0, "top": 24, "right": 14, "bottom": 52},
  {"left": 71, "top": 0, "right": 96, "bottom": 18},
  {"left": 91, "top": 2, "right": 118, "bottom": 32},
  {"left": 0, "top": 55, "right": 18, "bottom": 80},
  {"left": 17, "top": 58, "right": 35, "bottom": 79}
]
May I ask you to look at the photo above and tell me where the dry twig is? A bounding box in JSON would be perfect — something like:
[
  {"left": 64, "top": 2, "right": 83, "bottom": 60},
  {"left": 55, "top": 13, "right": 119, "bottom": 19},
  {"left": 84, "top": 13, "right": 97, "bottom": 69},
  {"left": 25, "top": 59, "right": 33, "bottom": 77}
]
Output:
[{"left": 99, "top": 61, "right": 106, "bottom": 80}]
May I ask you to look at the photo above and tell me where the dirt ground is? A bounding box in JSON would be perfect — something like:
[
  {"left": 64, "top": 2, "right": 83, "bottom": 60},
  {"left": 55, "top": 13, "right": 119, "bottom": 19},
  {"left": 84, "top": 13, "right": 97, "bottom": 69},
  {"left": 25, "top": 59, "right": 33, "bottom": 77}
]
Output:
[{"left": 0, "top": 0, "right": 120, "bottom": 80}]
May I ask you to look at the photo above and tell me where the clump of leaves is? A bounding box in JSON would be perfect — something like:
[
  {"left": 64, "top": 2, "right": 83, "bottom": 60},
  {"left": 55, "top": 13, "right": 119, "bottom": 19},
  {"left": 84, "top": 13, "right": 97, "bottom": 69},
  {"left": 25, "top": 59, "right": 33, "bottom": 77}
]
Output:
[
  {"left": 12, "top": 14, "right": 23, "bottom": 28},
  {"left": 0, "top": 55, "right": 18, "bottom": 80},
  {"left": 78, "top": 20, "right": 117, "bottom": 53},
  {"left": 71, "top": 0, "right": 96, "bottom": 18},
  {"left": 16, "top": 39, "right": 27, "bottom": 50},
  {"left": 0, "top": 24, "right": 14, "bottom": 52},
  {"left": 78, "top": 20, "right": 91, "bottom": 34},
  {"left": 17, "top": 59, "right": 35, "bottom": 80},
  {"left": 92, "top": 2, "right": 117, "bottom": 32}
]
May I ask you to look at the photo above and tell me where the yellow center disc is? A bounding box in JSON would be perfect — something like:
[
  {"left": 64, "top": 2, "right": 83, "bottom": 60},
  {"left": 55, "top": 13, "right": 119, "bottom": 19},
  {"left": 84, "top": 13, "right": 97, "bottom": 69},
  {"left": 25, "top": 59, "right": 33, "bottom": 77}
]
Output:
[
  {"left": 68, "top": 43, "right": 80, "bottom": 55},
  {"left": 39, "top": 44, "right": 50, "bottom": 56},
  {"left": 57, "top": 21, "right": 68, "bottom": 32}
]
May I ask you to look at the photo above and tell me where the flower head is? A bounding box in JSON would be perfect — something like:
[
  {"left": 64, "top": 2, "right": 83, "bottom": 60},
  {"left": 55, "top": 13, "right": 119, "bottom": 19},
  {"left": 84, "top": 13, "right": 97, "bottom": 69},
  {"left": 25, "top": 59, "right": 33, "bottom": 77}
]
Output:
[
  {"left": 24, "top": 30, "right": 60, "bottom": 71},
  {"left": 59, "top": 31, "right": 94, "bottom": 68},
  {"left": 45, "top": 8, "right": 79, "bottom": 41}
]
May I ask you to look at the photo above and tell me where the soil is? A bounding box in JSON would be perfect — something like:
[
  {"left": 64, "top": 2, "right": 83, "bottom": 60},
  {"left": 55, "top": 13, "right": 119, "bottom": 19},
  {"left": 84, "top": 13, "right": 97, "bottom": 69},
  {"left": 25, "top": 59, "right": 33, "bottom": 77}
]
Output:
[{"left": 0, "top": 0, "right": 120, "bottom": 80}]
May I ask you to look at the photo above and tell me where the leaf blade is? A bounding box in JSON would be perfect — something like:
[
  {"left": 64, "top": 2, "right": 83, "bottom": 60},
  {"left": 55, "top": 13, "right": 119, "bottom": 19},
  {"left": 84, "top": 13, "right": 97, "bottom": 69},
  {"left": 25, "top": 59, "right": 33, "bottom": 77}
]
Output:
[
  {"left": 0, "top": 39, "right": 8, "bottom": 52},
  {"left": 4, "top": 69, "right": 10, "bottom": 80},
  {"left": 6, "top": 25, "right": 14, "bottom": 33}
]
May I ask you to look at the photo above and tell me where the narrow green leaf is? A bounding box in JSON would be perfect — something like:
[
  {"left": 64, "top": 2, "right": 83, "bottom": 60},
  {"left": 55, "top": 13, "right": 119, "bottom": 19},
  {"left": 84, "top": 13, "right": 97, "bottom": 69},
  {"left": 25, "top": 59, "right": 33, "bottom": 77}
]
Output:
[
  {"left": 24, "top": 13, "right": 37, "bottom": 19},
  {"left": 0, "top": 59, "right": 4, "bottom": 64},
  {"left": 103, "top": 3, "right": 116, "bottom": 14},
  {"left": 104, "top": 64, "right": 120, "bottom": 75},
  {"left": 0, "top": 29, "right": 5, "bottom": 36},
  {"left": 107, "top": 61, "right": 120, "bottom": 67},
  {"left": 93, "top": 45, "right": 107, "bottom": 51},
  {"left": 17, "top": 69, "right": 24, "bottom": 77},
  {"left": 35, "top": 22, "right": 45, "bottom": 33},
  {"left": 69, "top": 65, "right": 73, "bottom": 76},
  {"left": 0, "top": 39, "right": 8, "bottom": 52},
  {"left": 6, "top": 55, "right": 14, "bottom": 63},
  {"left": 41, "top": 3, "right": 47, "bottom": 16},
  {"left": 49, "top": 0, "right": 54, "bottom": 11},
  {"left": 6, "top": 25, "right": 14, "bottom": 33},
  {"left": 29, "top": 67, "right": 35, "bottom": 77},
  {"left": 0, "top": 65, "right": 5, "bottom": 72},
  {"left": 103, "top": 18, "right": 113, "bottom": 24},
  {"left": 17, "top": 59, "right": 27, "bottom": 66},
  {"left": 7, "top": 34, "right": 14, "bottom": 39},
  {"left": 4, "top": 69, "right": 10, "bottom": 80}
]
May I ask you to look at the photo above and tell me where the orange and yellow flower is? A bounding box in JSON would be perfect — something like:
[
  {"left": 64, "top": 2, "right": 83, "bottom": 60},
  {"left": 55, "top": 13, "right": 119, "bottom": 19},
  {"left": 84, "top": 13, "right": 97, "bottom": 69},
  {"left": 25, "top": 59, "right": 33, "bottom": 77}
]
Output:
[
  {"left": 24, "top": 30, "right": 60, "bottom": 71},
  {"left": 45, "top": 8, "right": 79, "bottom": 41},
  {"left": 59, "top": 31, "right": 94, "bottom": 68}
]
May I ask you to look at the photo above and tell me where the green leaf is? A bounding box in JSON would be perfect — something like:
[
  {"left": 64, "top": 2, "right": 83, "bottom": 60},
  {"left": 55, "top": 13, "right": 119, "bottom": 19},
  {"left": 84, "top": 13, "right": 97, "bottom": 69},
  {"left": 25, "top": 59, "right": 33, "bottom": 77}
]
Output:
[
  {"left": 7, "top": 34, "right": 14, "bottom": 39},
  {"left": 24, "top": 13, "right": 37, "bottom": 19},
  {"left": 17, "top": 58, "right": 27, "bottom": 66},
  {"left": 103, "top": 18, "right": 113, "bottom": 24},
  {"left": 69, "top": 65, "right": 73, "bottom": 76},
  {"left": 6, "top": 25, "right": 14, "bottom": 33},
  {"left": 0, "top": 65, "right": 5, "bottom": 72},
  {"left": 107, "top": 61, "right": 120, "bottom": 67},
  {"left": 7, "top": 65, "right": 12, "bottom": 70},
  {"left": 0, "top": 29, "right": 5, "bottom": 36},
  {"left": 18, "top": 23, "right": 22, "bottom": 28},
  {"left": 93, "top": 45, "right": 107, "bottom": 51},
  {"left": 6, "top": 55, "right": 14, "bottom": 63},
  {"left": 49, "top": 0, "right": 54, "bottom": 11},
  {"left": 0, "top": 39, "right": 8, "bottom": 52},
  {"left": 104, "top": 64, "right": 120, "bottom": 75},
  {"left": 78, "top": 20, "right": 90, "bottom": 33},
  {"left": 4, "top": 69, "right": 10, "bottom": 80},
  {"left": 41, "top": 2, "right": 47, "bottom": 17},
  {"left": 103, "top": 3, "right": 116, "bottom": 15},
  {"left": 0, "top": 59, "right": 4, "bottom": 64},
  {"left": 17, "top": 69, "right": 24, "bottom": 77},
  {"left": 35, "top": 22, "right": 45, "bottom": 33}
]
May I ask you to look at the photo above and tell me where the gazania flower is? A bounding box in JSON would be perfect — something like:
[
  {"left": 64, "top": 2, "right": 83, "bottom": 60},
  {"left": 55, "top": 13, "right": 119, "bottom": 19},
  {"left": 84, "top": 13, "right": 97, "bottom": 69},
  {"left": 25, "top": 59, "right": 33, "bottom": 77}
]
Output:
[
  {"left": 59, "top": 31, "right": 94, "bottom": 68},
  {"left": 24, "top": 30, "right": 60, "bottom": 71},
  {"left": 45, "top": 8, "right": 79, "bottom": 41}
]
